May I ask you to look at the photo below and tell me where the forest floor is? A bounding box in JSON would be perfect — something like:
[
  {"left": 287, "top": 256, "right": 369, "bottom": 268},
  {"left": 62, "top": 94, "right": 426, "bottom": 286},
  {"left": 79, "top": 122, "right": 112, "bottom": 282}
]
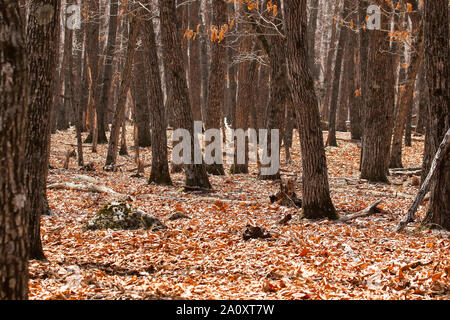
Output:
[{"left": 29, "top": 127, "right": 449, "bottom": 300}]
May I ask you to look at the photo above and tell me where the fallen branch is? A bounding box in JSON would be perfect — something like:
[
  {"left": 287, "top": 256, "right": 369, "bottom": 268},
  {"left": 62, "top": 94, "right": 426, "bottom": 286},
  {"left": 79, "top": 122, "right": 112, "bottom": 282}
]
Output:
[
  {"left": 181, "top": 185, "right": 215, "bottom": 193},
  {"left": 47, "top": 182, "right": 122, "bottom": 196},
  {"left": 337, "top": 200, "right": 382, "bottom": 223},
  {"left": 396, "top": 128, "right": 450, "bottom": 232},
  {"left": 390, "top": 167, "right": 422, "bottom": 172}
]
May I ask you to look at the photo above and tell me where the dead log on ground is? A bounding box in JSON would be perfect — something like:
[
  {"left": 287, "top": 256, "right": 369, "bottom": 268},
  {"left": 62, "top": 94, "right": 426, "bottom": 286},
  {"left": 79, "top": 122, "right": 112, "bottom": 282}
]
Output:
[
  {"left": 396, "top": 128, "right": 450, "bottom": 232},
  {"left": 337, "top": 200, "right": 382, "bottom": 223}
]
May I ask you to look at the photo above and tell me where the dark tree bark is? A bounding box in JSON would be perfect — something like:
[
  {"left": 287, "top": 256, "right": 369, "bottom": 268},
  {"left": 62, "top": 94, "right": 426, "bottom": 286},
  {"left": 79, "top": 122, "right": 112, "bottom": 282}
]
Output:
[
  {"left": 284, "top": 0, "right": 338, "bottom": 220},
  {"left": 358, "top": 0, "right": 370, "bottom": 167},
  {"left": 422, "top": 0, "right": 449, "bottom": 230},
  {"left": 415, "top": 66, "right": 427, "bottom": 135},
  {"left": 132, "top": 49, "right": 152, "bottom": 148},
  {"left": 25, "top": 0, "right": 61, "bottom": 261},
  {"left": 259, "top": 0, "right": 287, "bottom": 180},
  {"left": 336, "top": 57, "right": 348, "bottom": 133},
  {"left": 0, "top": 0, "right": 29, "bottom": 300},
  {"left": 404, "top": 102, "right": 413, "bottom": 147},
  {"left": 360, "top": 0, "right": 395, "bottom": 183},
  {"left": 159, "top": 0, "right": 211, "bottom": 189},
  {"left": 188, "top": 0, "right": 203, "bottom": 122},
  {"left": 230, "top": 23, "right": 256, "bottom": 175},
  {"left": 142, "top": 14, "right": 172, "bottom": 186},
  {"left": 97, "top": 0, "right": 119, "bottom": 144},
  {"left": 105, "top": 17, "right": 140, "bottom": 167},
  {"left": 205, "top": 0, "right": 227, "bottom": 176}
]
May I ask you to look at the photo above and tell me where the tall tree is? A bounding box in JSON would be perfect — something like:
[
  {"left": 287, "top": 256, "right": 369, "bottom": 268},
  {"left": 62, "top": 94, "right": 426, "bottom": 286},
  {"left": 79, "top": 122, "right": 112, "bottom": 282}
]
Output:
[
  {"left": 84, "top": 0, "right": 101, "bottom": 148},
  {"left": 25, "top": 0, "right": 61, "bottom": 260},
  {"left": 326, "top": 0, "right": 349, "bottom": 147},
  {"left": 105, "top": 16, "right": 140, "bottom": 167},
  {"left": 0, "top": 0, "right": 29, "bottom": 300},
  {"left": 389, "top": 1, "right": 423, "bottom": 168},
  {"left": 205, "top": 0, "right": 227, "bottom": 175},
  {"left": 132, "top": 49, "right": 152, "bottom": 148},
  {"left": 360, "top": 0, "right": 395, "bottom": 183},
  {"left": 284, "top": 0, "right": 338, "bottom": 220},
  {"left": 422, "top": 0, "right": 449, "bottom": 230},
  {"left": 142, "top": 11, "right": 172, "bottom": 186},
  {"left": 97, "top": 0, "right": 119, "bottom": 144},
  {"left": 307, "top": 0, "right": 320, "bottom": 80},
  {"left": 159, "top": 0, "right": 211, "bottom": 189},
  {"left": 259, "top": 0, "right": 289, "bottom": 180},
  {"left": 230, "top": 22, "right": 256, "bottom": 175}
]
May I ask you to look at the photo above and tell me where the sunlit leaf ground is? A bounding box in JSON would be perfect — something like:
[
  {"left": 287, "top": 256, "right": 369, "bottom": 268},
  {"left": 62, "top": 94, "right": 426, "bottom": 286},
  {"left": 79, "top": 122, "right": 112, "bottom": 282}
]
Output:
[{"left": 29, "top": 127, "right": 449, "bottom": 300}]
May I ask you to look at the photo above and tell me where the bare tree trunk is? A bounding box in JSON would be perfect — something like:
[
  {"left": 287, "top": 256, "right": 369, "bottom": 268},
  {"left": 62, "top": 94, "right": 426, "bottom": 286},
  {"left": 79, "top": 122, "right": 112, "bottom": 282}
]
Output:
[
  {"left": 188, "top": 0, "right": 203, "bottom": 122},
  {"left": 360, "top": 0, "right": 395, "bottom": 183},
  {"left": 132, "top": 49, "right": 152, "bottom": 148},
  {"left": 105, "top": 17, "right": 140, "bottom": 167},
  {"left": 25, "top": 0, "right": 61, "bottom": 260},
  {"left": 84, "top": 0, "right": 100, "bottom": 146},
  {"left": 358, "top": 0, "right": 370, "bottom": 169},
  {"left": 284, "top": 0, "right": 338, "bottom": 220},
  {"left": 231, "top": 23, "right": 255, "bottom": 175},
  {"left": 97, "top": 0, "right": 119, "bottom": 144},
  {"left": 390, "top": 2, "right": 423, "bottom": 168},
  {"left": 307, "top": 0, "right": 320, "bottom": 80},
  {"left": 326, "top": 0, "right": 349, "bottom": 147},
  {"left": 142, "top": 14, "right": 172, "bottom": 186},
  {"left": 321, "top": 0, "right": 341, "bottom": 120},
  {"left": 0, "top": 1, "right": 29, "bottom": 299},
  {"left": 159, "top": 0, "right": 211, "bottom": 189},
  {"left": 422, "top": 0, "right": 449, "bottom": 230},
  {"left": 205, "top": 0, "right": 227, "bottom": 175},
  {"left": 347, "top": 0, "right": 361, "bottom": 140}
]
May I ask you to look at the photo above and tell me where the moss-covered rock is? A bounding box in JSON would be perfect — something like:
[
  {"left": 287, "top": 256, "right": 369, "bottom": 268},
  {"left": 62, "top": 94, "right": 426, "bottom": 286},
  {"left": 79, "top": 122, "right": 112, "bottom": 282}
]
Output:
[{"left": 83, "top": 200, "right": 167, "bottom": 231}]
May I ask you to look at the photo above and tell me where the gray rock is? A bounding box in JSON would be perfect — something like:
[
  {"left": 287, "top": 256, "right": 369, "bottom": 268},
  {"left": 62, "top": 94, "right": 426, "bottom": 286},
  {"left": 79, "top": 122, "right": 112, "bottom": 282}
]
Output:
[{"left": 83, "top": 200, "right": 166, "bottom": 231}]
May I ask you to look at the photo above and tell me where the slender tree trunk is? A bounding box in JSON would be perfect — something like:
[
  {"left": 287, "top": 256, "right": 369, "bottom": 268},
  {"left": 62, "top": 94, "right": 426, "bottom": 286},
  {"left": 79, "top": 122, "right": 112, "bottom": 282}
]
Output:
[
  {"left": 97, "top": 0, "right": 119, "bottom": 144},
  {"left": 57, "top": 6, "right": 71, "bottom": 131},
  {"left": 284, "top": 0, "right": 338, "bottom": 220},
  {"left": 307, "top": 0, "right": 320, "bottom": 80},
  {"left": 422, "top": 0, "right": 449, "bottom": 230},
  {"left": 336, "top": 55, "right": 348, "bottom": 132},
  {"left": 199, "top": 0, "right": 210, "bottom": 124},
  {"left": 389, "top": 2, "right": 423, "bottom": 168},
  {"left": 260, "top": 0, "right": 287, "bottom": 180},
  {"left": 132, "top": 49, "right": 152, "bottom": 148},
  {"left": 326, "top": 0, "right": 349, "bottom": 147},
  {"left": 188, "top": 0, "right": 203, "bottom": 122},
  {"left": 0, "top": 1, "right": 29, "bottom": 300},
  {"left": 84, "top": 0, "right": 100, "bottom": 145},
  {"left": 159, "top": 0, "right": 211, "bottom": 189},
  {"left": 347, "top": 0, "right": 361, "bottom": 140},
  {"left": 105, "top": 17, "right": 140, "bottom": 167},
  {"left": 231, "top": 23, "right": 255, "bottom": 175},
  {"left": 321, "top": 0, "right": 341, "bottom": 120},
  {"left": 360, "top": 0, "right": 395, "bottom": 183},
  {"left": 358, "top": 0, "right": 370, "bottom": 169},
  {"left": 205, "top": 0, "right": 227, "bottom": 175},
  {"left": 142, "top": 15, "right": 172, "bottom": 186}
]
